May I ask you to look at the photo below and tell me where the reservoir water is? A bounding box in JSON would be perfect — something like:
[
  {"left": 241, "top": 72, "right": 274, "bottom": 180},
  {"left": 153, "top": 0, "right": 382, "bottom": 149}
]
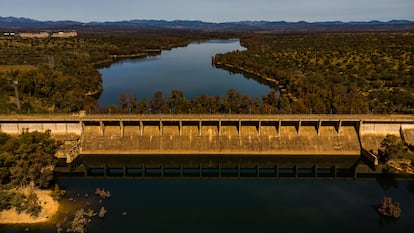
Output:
[
  {"left": 2, "top": 178, "right": 414, "bottom": 233},
  {"left": 98, "top": 39, "right": 272, "bottom": 107}
]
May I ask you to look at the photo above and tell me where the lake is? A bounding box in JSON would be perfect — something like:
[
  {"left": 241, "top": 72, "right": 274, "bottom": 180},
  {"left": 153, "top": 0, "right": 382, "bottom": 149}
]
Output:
[
  {"left": 2, "top": 177, "right": 414, "bottom": 233},
  {"left": 98, "top": 39, "right": 272, "bottom": 107}
]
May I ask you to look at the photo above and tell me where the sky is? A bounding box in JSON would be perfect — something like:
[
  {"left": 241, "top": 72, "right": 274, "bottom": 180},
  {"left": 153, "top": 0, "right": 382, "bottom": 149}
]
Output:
[{"left": 0, "top": 0, "right": 413, "bottom": 23}]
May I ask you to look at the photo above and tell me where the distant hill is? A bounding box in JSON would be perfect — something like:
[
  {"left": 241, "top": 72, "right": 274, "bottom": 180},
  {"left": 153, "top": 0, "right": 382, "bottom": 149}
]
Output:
[
  {"left": 0, "top": 17, "right": 80, "bottom": 30},
  {"left": 1, "top": 16, "right": 413, "bottom": 32}
]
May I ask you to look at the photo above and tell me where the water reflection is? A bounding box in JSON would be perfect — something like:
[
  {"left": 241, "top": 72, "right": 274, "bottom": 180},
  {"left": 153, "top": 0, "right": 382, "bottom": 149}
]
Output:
[
  {"left": 408, "top": 181, "right": 414, "bottom": 194},
  {"left": 65, "top": 154, "right": 360, "bottom": 179},
  {"left": 376, "top": 168, "right": 399, "bottom": 191},
  {"left": 379, "top": 215, "right": 400, "bottom": 225}
]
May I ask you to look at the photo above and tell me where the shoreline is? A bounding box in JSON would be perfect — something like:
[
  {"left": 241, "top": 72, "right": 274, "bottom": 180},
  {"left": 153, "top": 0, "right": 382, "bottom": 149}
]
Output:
[
  {"left": 0, "top": 189, "right": 59, "bottom": 224},
  {"left": 387, "top": 158, "right": 414, "bottom": 175}
]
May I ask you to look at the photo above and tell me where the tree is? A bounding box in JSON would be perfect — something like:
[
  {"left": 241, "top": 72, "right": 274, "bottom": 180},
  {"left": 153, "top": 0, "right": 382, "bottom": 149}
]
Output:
[
  {"left": 0, "top": 131, "right": 58, "bottom": 188},
  {"left": 226, "top": 89, "right": 241, "bottom": 113},
  {"left": 119, "top": 93, "right": 128, "bottom": 111},
  {"left": 135, "top": 98, "right": 147, "bottom": 114},
  {"left": 380, "top": 135, "right": 408, "bottom": 162},
  {"left": 149, "top": 90, "right": 166, "bottom": 114},
  {"left": 167, "top": 89, "right": 186, "bottom": 114},
  {"left": 261, "top": 90, "right": 278, "bottom": 114},
  {"left": 25, "top": 191, "right": 41, "bottom": 217}
]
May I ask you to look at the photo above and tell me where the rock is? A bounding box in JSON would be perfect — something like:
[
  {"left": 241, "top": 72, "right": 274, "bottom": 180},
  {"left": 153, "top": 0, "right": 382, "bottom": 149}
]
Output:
[
  {"left": 56, "top": 223, "right": 63, "bottom": 233},
  {"left": 95, "top": 188, "right": 111, "bottom": 199},
  {"left": 378, "top": 196, "right": 401, "bottom": 218},
  {"left": 95, "top": 188, "right": 101, "bottom": 195},
  {"left": 98, "top": 207, "right": 107, "bottom": 218}
]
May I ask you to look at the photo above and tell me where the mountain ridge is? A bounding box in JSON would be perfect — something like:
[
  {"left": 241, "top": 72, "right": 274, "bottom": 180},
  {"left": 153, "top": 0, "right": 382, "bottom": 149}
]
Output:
[{"left": 1, "top": 16, "right": 413, "bottom": 32}]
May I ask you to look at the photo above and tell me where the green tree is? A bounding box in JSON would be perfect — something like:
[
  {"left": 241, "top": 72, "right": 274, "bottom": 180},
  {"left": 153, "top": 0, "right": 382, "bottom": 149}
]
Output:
[
  {"left": 25, "top": 191, "right": 41, "bottom": 217},
  {"left": 167, "top": 89, "right": 186, "bottom": 114},
  {"left": 149, "top": 91, "right": 166, "bottom": 114},
  {"left": 226, "top": 89, "right": 241, "bottom": 114},
  {"left": 380, "top": 135, "right": 409, "bottom": 162},
  {"left": 0, "top": 131, "right": 58, "bottom": 188}
]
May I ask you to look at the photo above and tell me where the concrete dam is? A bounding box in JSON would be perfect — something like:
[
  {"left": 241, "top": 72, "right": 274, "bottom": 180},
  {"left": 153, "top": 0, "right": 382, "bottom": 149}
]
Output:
[{"left": 1, "top": 115, "right": 414, "bottom": 165}]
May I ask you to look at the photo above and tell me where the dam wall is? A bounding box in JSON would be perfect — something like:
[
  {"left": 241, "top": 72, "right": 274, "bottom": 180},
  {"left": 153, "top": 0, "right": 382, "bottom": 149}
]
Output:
[
  {"left": 79, "top": 116, "right": 361, "bottom": 156},
  {"left": 359, "top": 119, "right": 414, "bottom": 152},
  {"left": 1, "top": 114, "right": 414, "bottom": 164},
  {"left": 0, "top": 119, "right": 82, "bottom": 135}
]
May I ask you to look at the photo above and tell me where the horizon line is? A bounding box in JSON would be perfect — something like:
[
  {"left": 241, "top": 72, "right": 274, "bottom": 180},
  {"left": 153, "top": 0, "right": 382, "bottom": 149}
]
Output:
[{"left": 1, "top": 16, "right": 414, "bottom": 24}]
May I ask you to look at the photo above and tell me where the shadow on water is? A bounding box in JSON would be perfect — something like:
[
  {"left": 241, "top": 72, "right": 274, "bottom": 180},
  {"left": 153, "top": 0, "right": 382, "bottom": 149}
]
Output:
[
  {"left": 408, "top": 181, "right": 414, "bottom": 195},
  {"left": 379, "top": 215, "right": 400, "bottom": 225},
  {"left": 61, "top": 154, "right": 362, "bottom": 179},
  {"left": 376, "top": 168, "right": 399, "bottom": 191}
]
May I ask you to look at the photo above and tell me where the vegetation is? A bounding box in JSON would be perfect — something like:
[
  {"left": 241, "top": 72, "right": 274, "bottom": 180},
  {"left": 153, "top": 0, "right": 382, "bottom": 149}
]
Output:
[
  {"left": 380, "top": 134, "right": 412, "bottom": 162},
  {"left": 214, "top": 33, "right": 414, "bottom": 114},
  {"left": 0, "top": 131, "right": 59, "bottom": 216},
  {"left": 51, "top": 184, "right": 66, "bottom": 200},
  {"left": 1, "top": 31, "right": 413, "bottom": 114},
  {"left": 101, "top": 88, "right": 283, "bottom": 114},
  {"left": 70, "top": 209, "right": 92, "bottom": 233},
  {"left": 0, "top": 31, "right": 231, "bottom": 113}
]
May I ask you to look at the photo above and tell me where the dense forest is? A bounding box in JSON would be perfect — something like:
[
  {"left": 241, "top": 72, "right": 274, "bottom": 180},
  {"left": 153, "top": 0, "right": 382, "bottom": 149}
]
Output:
[
  {"left": 0, "top": 131, "right": 59, "bottom": 216},
  {"left": 214, "top": 33, "right": 414, "bottom": 114},
  {"left": 0, "top": 31, "right": 229, "bottom": 113},
  {"left": 1, "top": 31, "right": 413, "bottom": 114}
]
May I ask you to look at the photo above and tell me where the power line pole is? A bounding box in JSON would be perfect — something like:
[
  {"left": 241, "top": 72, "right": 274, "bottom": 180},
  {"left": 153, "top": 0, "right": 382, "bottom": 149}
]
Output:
[
  {"left": 13, "top": 80, "right": 21, "bottom": 111},
  {"left": 48, "top": 55, "right": 55, "bottom": 69}
]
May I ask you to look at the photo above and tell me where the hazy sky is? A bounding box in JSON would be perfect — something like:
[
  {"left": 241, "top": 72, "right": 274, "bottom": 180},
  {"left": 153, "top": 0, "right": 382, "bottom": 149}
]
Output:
[{"left": 1, "top": 0, "right": 413, "bottom": 22}]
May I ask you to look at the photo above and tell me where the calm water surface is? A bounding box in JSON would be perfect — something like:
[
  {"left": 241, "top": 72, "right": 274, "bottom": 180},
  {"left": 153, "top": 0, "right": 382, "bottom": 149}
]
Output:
[
  {"left": 2, "top": 178, "right": 414, "bottom": 233},
  {"left": 98, "top": 39, "right": 272, "bottom": 107}
]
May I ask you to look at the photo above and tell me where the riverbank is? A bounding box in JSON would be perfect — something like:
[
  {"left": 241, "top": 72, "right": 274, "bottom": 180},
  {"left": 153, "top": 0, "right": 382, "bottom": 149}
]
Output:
[
  {"left": 93, "top": 53, "right": 152, "bottom": 68},
  {"left": 387, "top": 158, "right": 414, "bottom": 175},
  {"left": 213, "top": 61, "right": 282, "bottom": 89},
  {"left": 0, "top": 188, "right": 59, "bottom": 224}
]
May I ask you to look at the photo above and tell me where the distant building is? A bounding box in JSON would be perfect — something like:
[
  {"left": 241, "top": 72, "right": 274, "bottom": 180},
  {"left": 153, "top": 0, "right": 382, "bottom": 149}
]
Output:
[
  {"left": 3, "top": 32, "right": 16, "bottom": 37},
  {"left": 19, "top": 32, "right": 49, "bottom": 38},
  {"left": 18, "top": 31, "right": 77, "bottom": 39},
  {"left": 51, "top": 31, "right": 77, "bottom": 38}
]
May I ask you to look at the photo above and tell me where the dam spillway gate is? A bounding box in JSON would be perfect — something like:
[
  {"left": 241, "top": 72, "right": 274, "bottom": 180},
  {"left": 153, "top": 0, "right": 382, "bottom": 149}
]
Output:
[{"left": 79, "top": 115, "right": 362, "bottom": 156}]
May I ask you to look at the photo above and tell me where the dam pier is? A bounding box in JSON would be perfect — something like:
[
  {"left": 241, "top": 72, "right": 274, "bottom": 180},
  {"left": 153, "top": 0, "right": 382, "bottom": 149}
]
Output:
[{"left": 1, "top": 114, "right": 414, "bottom": 178}]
